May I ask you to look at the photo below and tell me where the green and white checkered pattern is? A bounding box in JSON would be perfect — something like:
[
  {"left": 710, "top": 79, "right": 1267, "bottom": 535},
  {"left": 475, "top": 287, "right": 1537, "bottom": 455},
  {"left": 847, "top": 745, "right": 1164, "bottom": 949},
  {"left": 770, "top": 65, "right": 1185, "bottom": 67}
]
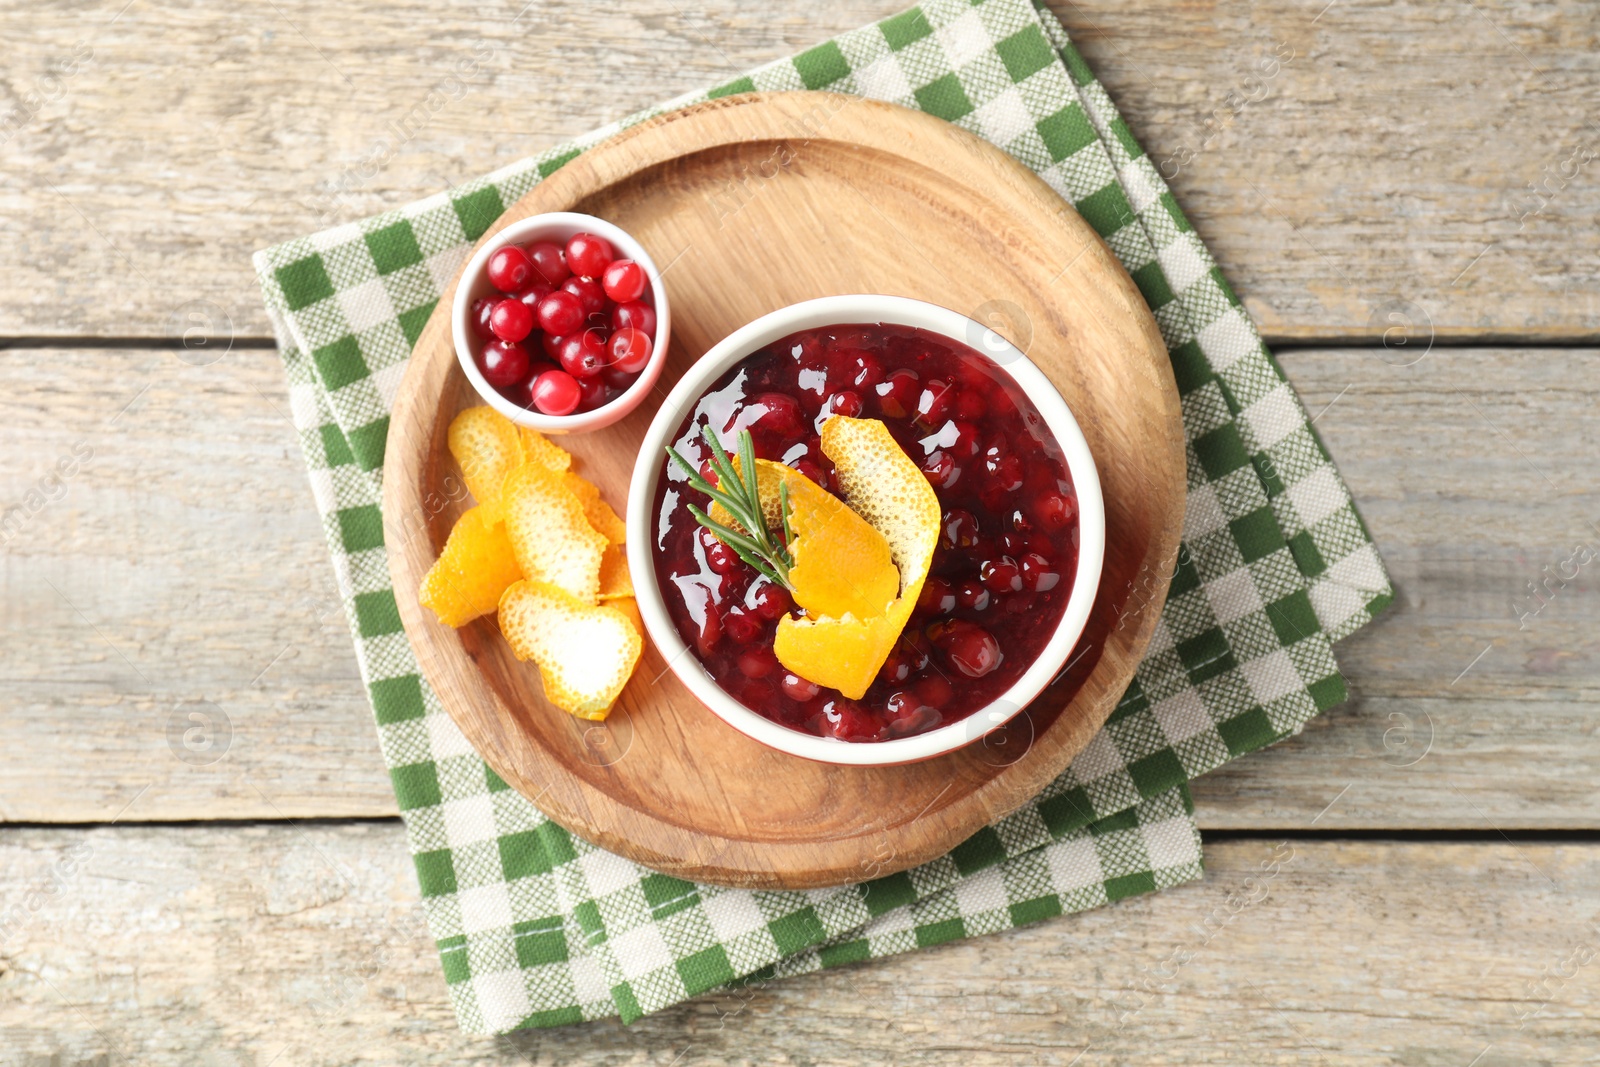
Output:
[{"left": 255, "top": 0, "right": 1391, "bottom": 1033}]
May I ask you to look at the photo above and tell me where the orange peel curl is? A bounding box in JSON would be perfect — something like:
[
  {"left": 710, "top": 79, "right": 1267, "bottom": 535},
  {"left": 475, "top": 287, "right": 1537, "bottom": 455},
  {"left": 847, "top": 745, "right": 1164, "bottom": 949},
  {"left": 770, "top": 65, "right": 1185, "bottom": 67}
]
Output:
[
  {"left": 773, "top": 417, "right": 942, "bottom": 699},
  {"left": 499, "top": 579, "right": 641, "bottom": 719},
  {"left": 501, "top": 462, "right": 607, "bottom": 603},
  {"left": 418, "top": 504, "right": 524, "bottom": 628}
]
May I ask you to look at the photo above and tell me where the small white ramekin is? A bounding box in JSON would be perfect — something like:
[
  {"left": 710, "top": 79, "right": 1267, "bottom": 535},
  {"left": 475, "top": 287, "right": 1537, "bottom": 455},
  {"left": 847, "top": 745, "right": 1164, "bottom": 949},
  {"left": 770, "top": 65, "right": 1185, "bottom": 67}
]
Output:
[
  {"left": 626, "top": 295, "right": 1105, "bottom": 766},
  {"left": 450, "top": 211, "right": 672, "bottom": 434}
]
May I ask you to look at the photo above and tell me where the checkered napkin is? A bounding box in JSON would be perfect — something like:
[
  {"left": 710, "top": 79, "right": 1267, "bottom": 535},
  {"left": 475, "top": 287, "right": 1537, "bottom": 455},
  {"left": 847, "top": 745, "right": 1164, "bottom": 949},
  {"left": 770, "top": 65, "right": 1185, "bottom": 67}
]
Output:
[{"left": 253, "top": 0, "right": 1392, "bottom": 1033}]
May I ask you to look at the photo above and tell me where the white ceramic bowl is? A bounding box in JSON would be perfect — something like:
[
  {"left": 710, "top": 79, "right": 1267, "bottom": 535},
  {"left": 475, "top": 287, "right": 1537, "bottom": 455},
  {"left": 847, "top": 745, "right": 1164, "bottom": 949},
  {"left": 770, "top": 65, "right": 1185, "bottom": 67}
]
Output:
[
  {"left": 626, "top": 295, "right": 1105, "bottom": 766},
  {"left": 451, "top": 212, "right": 672, "bottom": 434}
]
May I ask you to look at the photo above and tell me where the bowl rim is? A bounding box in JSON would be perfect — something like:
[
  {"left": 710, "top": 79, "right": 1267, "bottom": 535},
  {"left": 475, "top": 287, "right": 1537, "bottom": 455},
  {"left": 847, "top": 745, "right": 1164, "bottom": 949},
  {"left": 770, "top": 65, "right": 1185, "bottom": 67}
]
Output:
[
  {"left": 626, "top": 295, "right": 1107, "bottom": 767},
  {"left": 450, "top": 211, "right": 673, "bottom": 434}
]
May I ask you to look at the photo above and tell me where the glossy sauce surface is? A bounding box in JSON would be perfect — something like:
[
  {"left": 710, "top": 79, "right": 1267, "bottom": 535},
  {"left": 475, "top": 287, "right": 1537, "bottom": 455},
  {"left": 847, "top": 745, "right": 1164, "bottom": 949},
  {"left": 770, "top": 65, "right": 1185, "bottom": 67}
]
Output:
[{"left": 652, "top": 324, "right": 1079, "bottom": 742}]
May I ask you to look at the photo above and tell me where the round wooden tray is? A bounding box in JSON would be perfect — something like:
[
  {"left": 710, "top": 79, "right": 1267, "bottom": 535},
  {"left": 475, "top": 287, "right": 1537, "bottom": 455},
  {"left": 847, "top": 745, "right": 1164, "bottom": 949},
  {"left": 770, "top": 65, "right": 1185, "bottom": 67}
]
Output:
[{"left": 385, "top": 92, "right": 1184, "bottom": 889}]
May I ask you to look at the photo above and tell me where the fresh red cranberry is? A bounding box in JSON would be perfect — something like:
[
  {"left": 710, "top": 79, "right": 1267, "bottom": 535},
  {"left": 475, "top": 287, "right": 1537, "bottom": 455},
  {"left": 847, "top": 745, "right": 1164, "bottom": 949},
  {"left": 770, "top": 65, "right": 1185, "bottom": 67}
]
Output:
[
  {"left": 737, "top": 646, "right": 777, "bottom": 679},
  {"left": 794, "top": 335, "right": 832, "bottom": 373},
  {"left": 818, "top": 700, "right": 879, "bottom": 741},
  {"left": 797, "top": 446, "right": 835, "bottom": 481},
  {"left": 917, "top": 577, "right": 956, "bottom": 615},
  {"left": 915, "top": 379, "right": 955, "bottom": 426},
  {"left": 929, "top": 620, "right": 1002, "bottom": 678},
  {"left": 1032, "top": 491, "right": 1076, "bottom": 533},
  {"left": 747, "top": 579, "right": 793, "bottom": 621},
  {"left": 719, "top": 559, "right": 752, "bottom": 597},
  {"left": 879, "top": 656, "right": 912, "bottom": 686},
  {"left": 516, "top": 362, "right": 560, "bottom": 411},
  {"left": 487, "top": 246, "right": 533, "bottom": 293},
  {"left": 692, "top": 600, "right": 721, "bottom": 656},
  {"left": 794, "top": 366, "right": 833, "bottom": 412},
  {"left": 882, "top": 689, "right": 916, "bottom": 716},
  {"left": 526, "top": 241, "right": 570, "bottom": 285},
  {"left": 980, "top": 556, "right": 1023, "bottom": 594},
  {"left": 956, "top": 580, "right": 991, "bottom": 611},
  {"left": 792, "top": 458, "right": 828, "bottom": 490},
  {"left": 705, "top": 539, "right": 742, "bottom": 575},
  {"left": 489, "top": 298, "right": 533, "bottom": 343},
  {"left": 610, "top": 328, "right": 653, "bottom": 374},
  {"left": 722, "top": 606, "right": 762, "bottom": 645},
  {"left": 565, "top": 232, "right": 614, "bottom": 278},
  {"left": 558, "top": 330, "right": 608, "bottom": 379},
  {"left": 470, "top": 296, "right": 498, "bottom": 340},
  {"left": 514, "top": 276, "right": 553, "bottom": 306},
  {"left": 577, "top": 374, "right": 609, "bottom": 411},
  {"left": 741, "top": 392, "right": 805, "bottom": 438},
  {"left": 987, "top": 451, "right": 1024, "bottom": 491},
  {"left": 786, "top": 331, "right": 823, "bottom": 365},
  {"left": 874, "top": 369, "right": 920, "bottom": 419},
  {"left": 539, "top": 331, "right": 566, "bottom": 360},
  {"left": 884, "top": 693, "right": 941, "bottom": 738},
  {"left": 832, "top": 348, "right": 884, "bottom": 390},
  {"left": 948, "top": 421, "right": 981, "bottom": 458},
  {"left": 921, "top": 451, "right": 961, "bottom": 489},
  {"left": 612, "top": 300, "right": 656, "bottom": 337},
  {"left": 1020, "top": 552, "right": 1060, "bottom": 592},
  {"left": 941, "top": 509, "right": 981, "bottom": 551},
  {"left": 601, "top": 259, "right": 646, "bottom": 303},
  {"left": 536, "top": 290, "right": 584, "bottom": 337},
  {"left": 530, "top": 369, "right": 581, "bottom": 416},
  {"left": 825, "top": 390, "right": 863, "bottom": 419},
  {"left": 479, "top": 340, "right": 529, "bottom": 389},
  {"left": 879, "top": 637, "right": 930, "bottom": 685},
  {"left": 562, "top": 276, "right": 608, "bottom": 317},
  {"left": 919, "top": 419, "right": 974, "bottom": 461},
  {"left": 781, "top": 672, "right": 820, "bottom": 702}
]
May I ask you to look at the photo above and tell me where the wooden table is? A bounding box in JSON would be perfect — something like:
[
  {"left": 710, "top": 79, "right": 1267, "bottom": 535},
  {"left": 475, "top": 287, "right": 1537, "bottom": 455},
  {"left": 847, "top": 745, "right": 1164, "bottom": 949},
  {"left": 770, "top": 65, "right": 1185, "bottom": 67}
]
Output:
[{"left": 4, "top": 1, "right": 1597, "bottom": 1062}]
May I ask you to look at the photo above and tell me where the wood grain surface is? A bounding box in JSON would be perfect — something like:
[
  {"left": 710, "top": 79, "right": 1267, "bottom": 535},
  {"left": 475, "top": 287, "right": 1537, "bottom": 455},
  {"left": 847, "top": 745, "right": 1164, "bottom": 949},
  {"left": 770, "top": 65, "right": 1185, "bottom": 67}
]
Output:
[
  {"left": 386, "top": 92, "right": 1182, "bottom": 887},
  {"left": 2, "top": 825, "right": 1596, "bottom": 1065},
  {"left": 4, "top": 1, "right": 1599, "bottom": 342},
  {"left": 4, "top": 347, "right": 1596, "bottom": 827}
]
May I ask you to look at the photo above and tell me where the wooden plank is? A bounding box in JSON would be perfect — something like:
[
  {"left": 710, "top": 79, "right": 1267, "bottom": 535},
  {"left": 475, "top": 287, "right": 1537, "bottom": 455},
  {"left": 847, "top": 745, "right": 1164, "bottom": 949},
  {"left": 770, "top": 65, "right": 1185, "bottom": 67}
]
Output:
[
  {"left": 1191, "top": 345, "right": 1600, "bottom": 827},
  {"left": 2, "top": 1, "right": 1598, "bottom": 341},
  {"left": 1058, "top": 0, "right": 1600, "bottom": 344},
  {"left": 3, "top": 346, "right": 1599, "bottom": 826},
  {"left": 1, "top": 824, "right": 1595, "bottom": 1063},
  {"left": 0, "top": 346, "right": 389, "bottom": 821}
]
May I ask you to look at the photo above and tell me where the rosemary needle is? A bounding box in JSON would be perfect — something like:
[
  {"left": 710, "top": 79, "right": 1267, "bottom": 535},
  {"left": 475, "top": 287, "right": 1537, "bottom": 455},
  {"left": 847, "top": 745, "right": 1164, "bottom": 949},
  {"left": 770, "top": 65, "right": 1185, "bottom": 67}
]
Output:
[{"left": 666, "top": 426, "right": 795, "bottom": 589}]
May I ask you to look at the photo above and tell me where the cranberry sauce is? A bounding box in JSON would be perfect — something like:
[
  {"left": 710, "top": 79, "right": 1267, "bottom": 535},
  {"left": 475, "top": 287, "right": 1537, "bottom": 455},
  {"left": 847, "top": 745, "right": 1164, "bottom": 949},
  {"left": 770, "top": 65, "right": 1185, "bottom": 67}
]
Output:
[{"left": 651, "top": 323, "right": 1080, "bottom": 743}]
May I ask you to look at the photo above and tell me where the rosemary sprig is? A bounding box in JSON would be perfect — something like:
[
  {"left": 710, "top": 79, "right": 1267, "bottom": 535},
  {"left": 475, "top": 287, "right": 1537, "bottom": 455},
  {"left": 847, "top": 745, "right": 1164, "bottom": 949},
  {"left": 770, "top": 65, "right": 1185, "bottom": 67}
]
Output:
[{"left": 666, "top": 426, "right": 795, "bottom": 588}]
